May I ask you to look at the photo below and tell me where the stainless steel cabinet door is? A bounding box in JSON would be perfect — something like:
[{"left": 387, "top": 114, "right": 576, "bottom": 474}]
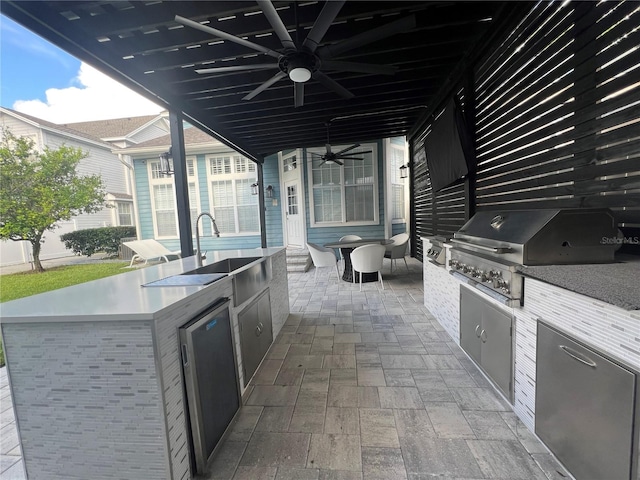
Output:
[
  {"left": 536, "top": 322, "right": 636, "bottom": 480},
  {"left": 460, "top": 287, "right": 483, "bottom": 363},
  {"left": 480, "top": 301, "right": 512, "bottom": 400},
  {"left": 239, "top": 289, "right": 273, "bottom": 386}
]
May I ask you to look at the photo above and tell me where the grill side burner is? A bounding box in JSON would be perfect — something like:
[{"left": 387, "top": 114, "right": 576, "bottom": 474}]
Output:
[{"left": 449, "top": 208, "right": 619, "bottom": 304}]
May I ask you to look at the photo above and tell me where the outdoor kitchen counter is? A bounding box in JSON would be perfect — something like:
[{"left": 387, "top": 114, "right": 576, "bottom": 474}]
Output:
[
  {"left": 0, "top": 247, "right": 289, "bottom": 480},
  {"left": 0, "top": 247, "right": 285, "bottom": 322},
  {"left": 517, "top": 254, "right": 640, "bottom": 310}
]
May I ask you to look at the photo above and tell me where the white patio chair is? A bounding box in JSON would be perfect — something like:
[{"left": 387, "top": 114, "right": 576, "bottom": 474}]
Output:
[
  {"left": 123, "top": 239, "right": 181, "bottom": 267},
  {"left": 384, "top": 233, "right": 410, "bottom": 273},
  {"left": 307, "top": 242, "right": 340, "bottom": 282},
  {"left": 351, "top": 243, "right": 386, "bottom": 291}
]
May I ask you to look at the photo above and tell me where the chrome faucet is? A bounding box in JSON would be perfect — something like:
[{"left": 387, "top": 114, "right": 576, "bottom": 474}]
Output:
[{"left": 195, "top": 212, "right": 220, "bottom": 267}]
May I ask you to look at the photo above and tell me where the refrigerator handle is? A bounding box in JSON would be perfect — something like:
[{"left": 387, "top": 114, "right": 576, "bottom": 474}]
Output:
[{"left": 182, "top": 344, "right": 189, "bottom": 366}]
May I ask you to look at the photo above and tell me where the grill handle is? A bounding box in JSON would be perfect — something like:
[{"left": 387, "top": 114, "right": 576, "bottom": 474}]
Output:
[{"left": 450, "top": 239, "right": 512, "bottom": 254}]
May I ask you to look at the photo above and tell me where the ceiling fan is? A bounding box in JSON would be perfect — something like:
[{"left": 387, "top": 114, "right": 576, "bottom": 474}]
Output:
[
  {"left": 311, "top": 122, "right": 372, "bottom": 166},
  {"left": 175, "top": 1, "right": 415, "bottom": 107}
]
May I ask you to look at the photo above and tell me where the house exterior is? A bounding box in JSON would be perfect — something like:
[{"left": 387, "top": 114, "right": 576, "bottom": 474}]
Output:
[
  {"left": 0, "top": 108, "right": 146, "bottom": 267},
  {"left": 115, "top": 125, "right": 408, "bottom": 254},
  {"left": 1, "top": 106, "right": 407, "bottom": 268}
]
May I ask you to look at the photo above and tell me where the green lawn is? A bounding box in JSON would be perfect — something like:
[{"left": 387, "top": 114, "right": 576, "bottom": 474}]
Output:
[
  {"left": 0, "top": 262, "right": 129, "bottom": 366},
  {"left": 0, "top": 262, "right": 129, "bottom": 303}
]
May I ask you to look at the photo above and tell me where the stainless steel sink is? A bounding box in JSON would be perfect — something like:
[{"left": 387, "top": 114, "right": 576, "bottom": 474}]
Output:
[
  {"left": 144, "top": 256, "right": 270, "bottom": 305},
  {"left": 181, "top": 256, "right": 261, "bottom": 275},
  {"left": 143, "top": 273, "right": 227, "bottom": 287}
]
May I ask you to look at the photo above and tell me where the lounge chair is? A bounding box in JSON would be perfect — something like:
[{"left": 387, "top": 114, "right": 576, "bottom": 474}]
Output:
[{"left": 123, "top": 239, "right": 182, "bottom": 267}]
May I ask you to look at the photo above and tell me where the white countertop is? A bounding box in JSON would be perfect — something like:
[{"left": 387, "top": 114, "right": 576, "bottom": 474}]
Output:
[{"left": 0, "top": 247, "right": 284, "bottom": 323}]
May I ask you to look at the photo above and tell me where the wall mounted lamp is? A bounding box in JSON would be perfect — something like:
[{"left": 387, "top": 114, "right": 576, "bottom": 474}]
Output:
[
  {"left": 399, "top": 163, "right": 409, "bottom": 179},
  {"left": 250, "top": 182, "right": 259, "bottom": 195},
  {"left": 159, "top": 147, "right": 174, "bottom": 176},
  {"left": 265, "top": 185, "right": 274, "bottom": 198}
]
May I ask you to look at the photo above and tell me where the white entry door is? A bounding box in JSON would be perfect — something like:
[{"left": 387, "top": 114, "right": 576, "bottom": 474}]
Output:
[{"left": 284, "top": 179, "right": 304, "bottom": 247}]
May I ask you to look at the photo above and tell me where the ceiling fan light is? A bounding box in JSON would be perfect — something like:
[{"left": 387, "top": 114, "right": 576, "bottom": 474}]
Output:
[{"left": 289, "top": 67, "right": 311, "bottom": 83}]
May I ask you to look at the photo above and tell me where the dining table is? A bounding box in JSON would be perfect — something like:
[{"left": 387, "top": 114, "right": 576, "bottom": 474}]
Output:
[{"left": 324, "top": 238, "right": 392, "bottom": 283}]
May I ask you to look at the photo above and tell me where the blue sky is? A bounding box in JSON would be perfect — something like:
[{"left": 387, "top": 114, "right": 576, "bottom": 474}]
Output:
[
  {"left": 1, "top": 15, "right": 80, "bottom": 107},
  {"left": 0, "top": 15, "right": 163, "bottom": 122}
]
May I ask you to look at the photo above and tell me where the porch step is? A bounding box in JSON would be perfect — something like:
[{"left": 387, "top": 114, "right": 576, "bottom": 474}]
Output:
[{"left": 286, "top": 248, "right": 312, "bottom": 273}]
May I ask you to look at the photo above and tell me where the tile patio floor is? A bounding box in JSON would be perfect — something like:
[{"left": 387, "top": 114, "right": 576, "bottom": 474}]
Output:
[
  {"left": 0, "top": 257, "right": 569, "bottom": 480},
  {"left": 202, "top": 257, "right": 569, "bottom": 480}
]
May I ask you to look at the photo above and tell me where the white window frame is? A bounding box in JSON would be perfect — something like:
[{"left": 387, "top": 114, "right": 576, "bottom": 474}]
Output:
[
  {"left": 205, "top": 154, "right": 259, "bottom": 236},
  {"left": 116, "top": 201, "right": 134, "bottom": 226},
  {"left": 387, "top": 139, "right": 408, "bottom": 224},
  {"left": 148, "top": 156, "right": 200, "bottom": 239},
  {"left": 307, "top": 142, "right": 379, "bottom": 227}
]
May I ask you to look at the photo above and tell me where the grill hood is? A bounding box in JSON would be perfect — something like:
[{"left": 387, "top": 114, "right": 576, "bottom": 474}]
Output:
[{"left": 452, "top": 208, "right": 619, "bottom": 265}]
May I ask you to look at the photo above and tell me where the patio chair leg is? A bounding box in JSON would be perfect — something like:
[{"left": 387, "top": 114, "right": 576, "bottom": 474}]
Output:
[
  {"left": 390, "top": 258, "right": 394, "bottom": 273},
  {"left": 403, "top": 257, "right": 409, "bottom": 272},
  {"left": 314, "top": 266, "right": 318, "bottom": 282},
  {"left": 335, "top": 264, "right": 340, "bottom": 281},
  {"left": 359, "top": 273, "right": 362, "bottom": 291},
  {"left": 379, "top": 271, "right": 384, "bottom": 290}
]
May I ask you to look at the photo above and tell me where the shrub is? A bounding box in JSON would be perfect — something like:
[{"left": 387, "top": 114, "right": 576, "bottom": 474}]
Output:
[{"left": 61, "top": 226, "right": 136, "bottom": 257}]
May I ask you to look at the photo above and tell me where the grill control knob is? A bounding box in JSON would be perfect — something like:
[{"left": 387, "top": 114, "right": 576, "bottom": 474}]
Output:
[
  {"left": 480, "top": 272, "right": 491, "bottom": 283},
  {"left": 489, "top": 270, "right": 502, "bottom": 278},
  {"left": 472, "top": 268, "right": 482, "bottom": 278},
  {"left": 462, "top": 265, "right": 472, "bottom": 273},
  {"left": 449, "top": 259, "right": 459, "bottom": 269}
]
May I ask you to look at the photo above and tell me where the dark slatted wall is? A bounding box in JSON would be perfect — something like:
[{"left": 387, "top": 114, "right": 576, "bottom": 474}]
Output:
[
  {"left": 411, "top": 1, "right": 640, "bottom": 259},
  {"left": 412, "top": 140, "right": 431, "bottom": 261},
  {"left": 474, "top": 1, "right": 640, "bottom": 242}
]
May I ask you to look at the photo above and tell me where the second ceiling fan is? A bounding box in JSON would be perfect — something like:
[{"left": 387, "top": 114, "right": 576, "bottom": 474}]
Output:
[
  {"left": 311, "top": 122, "right": 372, "bottom": 167},
  {"left": 175, "top": 1, "right": 415, "bottom": 107}
]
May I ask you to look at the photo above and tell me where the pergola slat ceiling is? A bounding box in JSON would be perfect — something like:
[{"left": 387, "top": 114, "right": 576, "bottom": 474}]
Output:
[{"left": 2, "top": 0, "right": 507, "bottom": 161}]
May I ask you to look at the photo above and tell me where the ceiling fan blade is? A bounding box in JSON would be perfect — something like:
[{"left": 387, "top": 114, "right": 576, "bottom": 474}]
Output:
[
  {"left": 317, "top": 14, "right": 416, "bottom": 59},
  {"left": 302, "top": 0, "right": 345, "bottom": 52},
  {"left": 313, "top": 71, "right": 354, "bottom": 99},
  {"left": 334, "top": 159, "right": 344, "bottom": 166},
  {"left": 294, "top": 82, "right": 304, "bottom": 108},
  {"left": 175, "top": 15, "right": 281, "bottom": 59},
  {"left": 325, "top": 144, "right": 333, "bottom": 154},
  {"left": 318, "top": 159, "right": 327, "bottom": 166},
  {"left": 334, "top": 144, "right": 360, "bottom": 155},
  {"left": 257, "top": 0, "right": 295, "bottom": 50},
  {"left": 338, "top": 150, "right": 372, "bottom": 156},
  {"left": 337, "top": 157, "right": 364, "bottom": 161},
  {"left": 195, "top": 63, "right": 277, "bottom": 74},
  {"left": 243, "top": 71, "right": 287, "bottom": 100},
  {"left": 321, "top": 60, "right": 397, "bottom": 75}
]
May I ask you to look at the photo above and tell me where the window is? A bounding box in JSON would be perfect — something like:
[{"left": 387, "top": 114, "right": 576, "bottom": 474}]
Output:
[
  {"left": 207, "top": 155, "right": 259, "bottom": 234},
  {"left": 283, "top": 154, "right": 297, "bottom": 171},
  {"left": 116, "top": 201, "right": 133, "bottom": 226},
  {"left": 308, "top": 143, "right": 378, "bottom": 226},
  {"left": 148, "top": 157, "right": 199, "bottom": 238},
  {"left": 388, "top": 142, "right": 406, "bottom": 222}
]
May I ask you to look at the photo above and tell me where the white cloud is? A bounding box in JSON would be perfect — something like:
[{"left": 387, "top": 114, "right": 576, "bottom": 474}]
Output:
[{"left": 13, "top": 63, "right": 165, "bottom": 123}]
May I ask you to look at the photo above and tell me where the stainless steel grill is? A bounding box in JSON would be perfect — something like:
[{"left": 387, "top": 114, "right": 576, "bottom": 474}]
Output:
[
  {"left": 425, "top": 235, "right": 450, "bottom": 265},
  {"left": 449, "top": 208, "right": 619, "bottom": 304}
]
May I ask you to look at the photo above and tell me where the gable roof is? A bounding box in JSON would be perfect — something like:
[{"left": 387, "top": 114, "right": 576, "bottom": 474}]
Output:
[
  {"left": 1, "top": 107, "right": 112, "bottom": 147},
  {"left": 64, "top": 114, "right": 163, "bottom": 139},
  {"left": 133, "top": 127, "right": 218, "bottom": 149}
]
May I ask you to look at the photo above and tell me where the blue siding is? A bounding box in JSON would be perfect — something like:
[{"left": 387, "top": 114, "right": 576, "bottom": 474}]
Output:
[
  {"left": 392, "top": 223, "right": 407, "bottom": 236},
  {"left": 304, "top": 140, "right": 387, "bottom": 247},
  {"left": 264, "top": 153, "right": 284, "bottom": 247},
  {"left": 133, "top": 155, "right": 262, "bottom": 253}
]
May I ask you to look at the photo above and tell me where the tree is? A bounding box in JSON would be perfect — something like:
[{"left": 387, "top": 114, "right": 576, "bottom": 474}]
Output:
[{"left": 0, "top": 129, "right": 107, "bottom": 272}]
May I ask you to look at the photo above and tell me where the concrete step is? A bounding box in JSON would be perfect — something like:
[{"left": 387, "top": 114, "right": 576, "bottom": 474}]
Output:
[{"left": 286, "top": 248, "right": 311, "bottom": 273}]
